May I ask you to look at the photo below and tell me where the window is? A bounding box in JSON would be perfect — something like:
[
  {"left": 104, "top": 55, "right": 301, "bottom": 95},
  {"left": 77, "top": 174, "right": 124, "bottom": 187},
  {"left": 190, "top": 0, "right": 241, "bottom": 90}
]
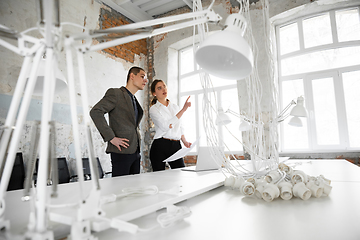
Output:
[
  {"left": 178, "top": 46, "right": 242, "bottom": 153},
  {"left": 276, "top": 7, "right": 360, "bottom": 152}
]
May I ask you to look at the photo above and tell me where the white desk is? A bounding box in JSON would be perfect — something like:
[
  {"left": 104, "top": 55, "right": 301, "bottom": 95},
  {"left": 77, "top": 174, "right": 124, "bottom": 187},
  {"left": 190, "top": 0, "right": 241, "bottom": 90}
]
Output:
[
  {"left": 4, "top": 159, "right": 360, "bottom": 240},
  {"left": 4, "top": 167, "right": 224, "bottom": 238}
]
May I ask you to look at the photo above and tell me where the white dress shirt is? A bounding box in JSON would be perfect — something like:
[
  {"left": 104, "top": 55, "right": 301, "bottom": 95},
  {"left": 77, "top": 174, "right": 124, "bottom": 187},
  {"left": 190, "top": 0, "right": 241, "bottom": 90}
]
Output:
[{"left": 150, "top": 100, "right": 184, "bottom": 140}]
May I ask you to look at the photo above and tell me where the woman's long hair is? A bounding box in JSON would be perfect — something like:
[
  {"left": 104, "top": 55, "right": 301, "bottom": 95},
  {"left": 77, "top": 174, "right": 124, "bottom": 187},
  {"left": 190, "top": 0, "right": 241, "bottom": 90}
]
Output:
[{"left": 150, "top": 79, "right": 164, "bottom": 106}]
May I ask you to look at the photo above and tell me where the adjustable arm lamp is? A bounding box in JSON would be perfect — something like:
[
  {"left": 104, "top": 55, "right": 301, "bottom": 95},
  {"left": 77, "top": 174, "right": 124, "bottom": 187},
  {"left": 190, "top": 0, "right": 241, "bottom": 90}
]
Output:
[
  {"left": 216, "top": 109, "right": 253, "bottom": 131},
  {"left": 277, "top": 96, "right": 308, "bottom": 127},
  {"left": 216, "top": 96, "right": 307, "bottom": 131},
  {"left": 195, "top": 12, "right": 254, "bottom": 80},
  {"left": 0, "top": 0, "right": 254, "bottom": 238}
]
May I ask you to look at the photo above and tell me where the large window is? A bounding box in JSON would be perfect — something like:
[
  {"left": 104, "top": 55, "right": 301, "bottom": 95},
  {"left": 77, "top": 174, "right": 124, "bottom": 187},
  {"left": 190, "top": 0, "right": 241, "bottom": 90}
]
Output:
[
  {"left": 276, "top": 7, "right": 360, "bottom": 152},
  {"left": 179, "top": 46, "right": 242, "bottom": 154}
]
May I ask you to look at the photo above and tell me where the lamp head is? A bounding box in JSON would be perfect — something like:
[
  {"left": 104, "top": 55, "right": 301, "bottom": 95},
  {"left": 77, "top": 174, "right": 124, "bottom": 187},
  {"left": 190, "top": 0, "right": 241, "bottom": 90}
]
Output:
[
  {"left": 195, "top": 13, "right": 254, "bottom": 80},
  {"left": 216, "top": 108, "right": 231, "bottom": 126},
  {"left": 239, "top": 120, "right": 251, "bottom": 131},
  {"left": 288, "top": 116, "right": 303, "bottom": 127},
  {"left": 290, "top": 96, "right": 308, "bottom": 117}
]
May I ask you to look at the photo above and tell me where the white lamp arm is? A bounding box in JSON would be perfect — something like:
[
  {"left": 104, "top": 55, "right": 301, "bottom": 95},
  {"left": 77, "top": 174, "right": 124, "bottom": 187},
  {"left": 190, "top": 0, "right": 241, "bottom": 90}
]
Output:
[
  {"left": 226, "top": 109, "right": 263, "bottom": 126},
  {"left": 67, "top": 5, "right": 221, "bottom": 52},
  {"left": 277, "top": 113, "right": 290, "bottom": 123},
  {"left": 91, "top": 8, "right": 219, "bottom": 35},
  {"left": 0, "top": 25, "right": 44, "bottom": 56},
  {"left": 0, "top": 24, "right": 19, "bottom": 40},
  {"left": 226, "top": 109, "right": 242, "bottom": 119},
  {"left": 277, "top": 99, "right": 296, "bottom": 122}
]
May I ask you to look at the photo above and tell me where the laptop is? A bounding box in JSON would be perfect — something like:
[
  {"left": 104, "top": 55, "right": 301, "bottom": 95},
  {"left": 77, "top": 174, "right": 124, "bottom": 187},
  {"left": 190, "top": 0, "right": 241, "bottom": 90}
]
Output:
[{"left": 182, "top": 146, "right": 221, "bottom": 172}]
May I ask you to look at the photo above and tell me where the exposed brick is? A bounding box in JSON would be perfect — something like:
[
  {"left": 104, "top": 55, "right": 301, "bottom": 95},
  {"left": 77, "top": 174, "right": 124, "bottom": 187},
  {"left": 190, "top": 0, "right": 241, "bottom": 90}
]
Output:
[
  {"left": 98, "top": 7, "right": 147, "bottom": 63},
  {"left": 229, "top": 154, "right": 245, "bottom": 160},
  {"left": 184, "top": 155, "right": 197, "bottom": 166},
  {"left": 346, "top": 159, "right": 355, "bottom": 164}
]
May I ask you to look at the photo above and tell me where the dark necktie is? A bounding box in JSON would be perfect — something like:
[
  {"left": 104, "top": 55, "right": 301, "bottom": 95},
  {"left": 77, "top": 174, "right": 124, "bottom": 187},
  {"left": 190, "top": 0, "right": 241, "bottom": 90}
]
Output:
[{"left": 132, "top": 95, "right": 138, "bottom": 123}]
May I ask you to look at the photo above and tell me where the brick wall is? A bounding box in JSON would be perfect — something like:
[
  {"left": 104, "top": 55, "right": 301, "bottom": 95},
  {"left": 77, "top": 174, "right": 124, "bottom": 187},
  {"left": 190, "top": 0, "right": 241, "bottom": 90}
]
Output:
[
  {"left": 337, "top": 155, "right": 360, "bottom": 166},
  {"left": 98, "top": 8, "right": 147, "bottom": 63},
  {"left": 184, "top": 155, "right": 197, "bottom": 166}
]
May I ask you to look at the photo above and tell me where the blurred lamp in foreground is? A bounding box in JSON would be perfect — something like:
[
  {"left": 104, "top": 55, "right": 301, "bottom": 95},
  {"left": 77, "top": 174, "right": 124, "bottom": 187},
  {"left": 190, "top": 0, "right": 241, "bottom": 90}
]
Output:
[
  {"left": 195, "top": 13, "right": 254, "bottom": 80},
  {"left": 27, "top": 58, "right": 67, "bottom": 96}
]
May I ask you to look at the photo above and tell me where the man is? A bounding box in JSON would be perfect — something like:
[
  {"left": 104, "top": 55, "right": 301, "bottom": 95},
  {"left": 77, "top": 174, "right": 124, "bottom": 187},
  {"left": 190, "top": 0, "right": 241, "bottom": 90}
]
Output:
[{"left": 90, "top": 66, "right": 147, "bottom": 177}]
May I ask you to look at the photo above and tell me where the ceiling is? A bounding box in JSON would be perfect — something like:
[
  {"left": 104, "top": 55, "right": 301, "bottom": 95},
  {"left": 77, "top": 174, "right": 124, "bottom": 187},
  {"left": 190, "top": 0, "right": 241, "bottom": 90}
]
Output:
[
  {"left": 97, "top": 0, "right": 261, "bottom": 23},
  {"left": 98, "top": 0, "right": 194, "bottom": 23}
]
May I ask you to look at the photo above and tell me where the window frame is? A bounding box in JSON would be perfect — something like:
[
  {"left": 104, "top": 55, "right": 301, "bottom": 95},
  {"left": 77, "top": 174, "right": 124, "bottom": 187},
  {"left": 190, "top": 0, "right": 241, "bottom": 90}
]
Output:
[
  {"left": 276, "top": 6, "right": 360, "bottom": 153},
  {"left": 178, "top": 45, "right": 242, "bottom": 155}
]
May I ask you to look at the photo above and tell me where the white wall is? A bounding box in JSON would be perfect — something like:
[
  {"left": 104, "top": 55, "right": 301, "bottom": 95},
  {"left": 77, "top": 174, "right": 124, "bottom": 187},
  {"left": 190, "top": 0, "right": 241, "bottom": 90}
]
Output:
[{"left": 0, "top": 0, "right": 147, "bottom": 174}]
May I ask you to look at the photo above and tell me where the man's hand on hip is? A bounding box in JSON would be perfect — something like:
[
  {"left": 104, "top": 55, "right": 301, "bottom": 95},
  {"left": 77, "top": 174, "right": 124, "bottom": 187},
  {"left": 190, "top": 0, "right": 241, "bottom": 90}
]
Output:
[{"left": 110, "top": 137, "right": 129, "bottom": 151}]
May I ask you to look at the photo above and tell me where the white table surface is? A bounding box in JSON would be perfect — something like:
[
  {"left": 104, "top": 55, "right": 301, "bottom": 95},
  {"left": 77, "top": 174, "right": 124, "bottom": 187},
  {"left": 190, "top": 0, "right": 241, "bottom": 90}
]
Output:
[
  {"left": 4, "top": 166, "right": 224, "bottom": 238},
  {"left": 94, "top": 159, "right": 360, "bottom": 240},
  {"left": 4, "top": 159, "right": 360, "bottom": 240},
  {"left": 95, "top": 181, "right": 360, "bottom": 240}
]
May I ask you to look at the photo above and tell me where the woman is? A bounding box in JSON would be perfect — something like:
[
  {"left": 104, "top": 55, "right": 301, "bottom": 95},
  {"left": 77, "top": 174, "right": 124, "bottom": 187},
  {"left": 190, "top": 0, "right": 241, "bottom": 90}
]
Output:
[{"left": 149, "top": 79, "right": 192, "bottom": 171}]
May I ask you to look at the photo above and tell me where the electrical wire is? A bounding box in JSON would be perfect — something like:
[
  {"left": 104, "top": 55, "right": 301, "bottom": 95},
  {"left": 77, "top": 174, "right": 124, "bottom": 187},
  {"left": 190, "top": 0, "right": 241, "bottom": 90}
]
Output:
[
  {"left": 100, "top": 185, "right": 181, "bottom": 205},
  {"left": 157, "top": 205, "right": 192, "bottom": 228},
  {"left": 191, "top": 0, "right": 280, "bottom": 181}
]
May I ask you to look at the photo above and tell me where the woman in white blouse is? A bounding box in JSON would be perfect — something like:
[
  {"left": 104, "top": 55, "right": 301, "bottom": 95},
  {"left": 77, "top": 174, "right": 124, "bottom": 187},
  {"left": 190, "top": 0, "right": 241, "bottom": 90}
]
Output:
[{"left": 149, "top": 79, "right": 192, "bottom": 171}]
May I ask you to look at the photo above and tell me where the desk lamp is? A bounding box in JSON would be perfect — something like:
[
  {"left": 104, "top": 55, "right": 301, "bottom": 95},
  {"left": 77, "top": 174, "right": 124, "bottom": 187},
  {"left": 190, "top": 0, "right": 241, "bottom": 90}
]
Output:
[
  {"left": 216, "top": 96, "right": 308, "bottom": 129},
  {"left": 195, "top": 13, "right": 254, "bottom": 80},
  {"left": 277, "top": 96, "right": 308, "bottom": 127}
]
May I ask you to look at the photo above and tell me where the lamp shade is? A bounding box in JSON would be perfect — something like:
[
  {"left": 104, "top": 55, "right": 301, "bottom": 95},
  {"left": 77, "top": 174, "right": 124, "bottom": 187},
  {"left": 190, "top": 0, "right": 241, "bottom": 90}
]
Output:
[
  {"left": 239, "top": 120, "right": 251, "bottom": 131},
  {"left": 27, "top": 58, "right": 67, "bottom": 96},
  {"left": 195, "top": 14, "right": 254, "bottom": 80},
  {"left": 216, "top": 108, "right": 231, "bottom": 126},
  {"left": 288, "top": 116, "right": 303, "bottom": 127},
  {"left": 290, "top": 96, "right": 307, "bottom": 117}
]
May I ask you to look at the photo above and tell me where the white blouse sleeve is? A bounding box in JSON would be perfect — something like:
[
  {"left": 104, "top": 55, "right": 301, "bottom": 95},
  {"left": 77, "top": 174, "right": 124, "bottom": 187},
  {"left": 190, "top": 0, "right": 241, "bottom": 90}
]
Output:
[{"left": 150, "top": 105, "right": 180, "bottom": 132}]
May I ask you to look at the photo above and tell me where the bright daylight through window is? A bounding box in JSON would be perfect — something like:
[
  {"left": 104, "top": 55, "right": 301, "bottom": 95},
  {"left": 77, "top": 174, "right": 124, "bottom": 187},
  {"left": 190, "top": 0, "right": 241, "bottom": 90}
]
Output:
[
  {"left": 179, "top": 46, "right": 242, "bottom": 154},
  {"left": 276, "top": 7, "right": 360, "bottom": 151}
]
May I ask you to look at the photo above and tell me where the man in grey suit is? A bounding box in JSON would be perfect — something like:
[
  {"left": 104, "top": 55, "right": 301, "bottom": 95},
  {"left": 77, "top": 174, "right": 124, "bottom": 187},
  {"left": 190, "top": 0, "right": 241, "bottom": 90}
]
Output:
[{"left": 90, "top": 67, "right": 147, "bottom": 177}]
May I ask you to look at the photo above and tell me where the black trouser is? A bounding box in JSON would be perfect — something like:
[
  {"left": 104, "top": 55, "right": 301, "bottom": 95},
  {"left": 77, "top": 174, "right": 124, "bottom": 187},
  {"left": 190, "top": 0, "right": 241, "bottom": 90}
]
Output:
[
  {"left": 110, "top": 151, "right": 140, "bottom": 177},
  {"left": 150, "top": 138, "right": 185, "bottom": 172}
]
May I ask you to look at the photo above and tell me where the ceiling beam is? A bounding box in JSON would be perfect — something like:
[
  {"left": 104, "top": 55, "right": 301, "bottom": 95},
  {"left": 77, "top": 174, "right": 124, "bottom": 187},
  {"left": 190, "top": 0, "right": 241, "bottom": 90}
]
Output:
[
  {"left": 140, "top": 0, "right": 174, "bottom": 12},
  {"left": 132, "top": 0, "right": 152, "bottom": 5},
  {"left": 113, "top": 0, "right": 131, "bottom": 4},
  {"left": 99, "top": 0, "right": 153, "bottom": 22},
  {"left": 147, "top": 1, "right": 188, "bottom": 16}
]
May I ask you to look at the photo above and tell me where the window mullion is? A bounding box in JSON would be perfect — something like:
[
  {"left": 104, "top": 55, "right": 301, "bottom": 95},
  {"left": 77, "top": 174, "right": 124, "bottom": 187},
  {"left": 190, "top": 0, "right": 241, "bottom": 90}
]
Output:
[
  {"left": 303, "top": 75, "right": 315, "bottom": 150},
  {"left": 330, "top": 10, "right": 339, "bottom": 44},
  {"left": 333, "top": 71, "right": 349, "bottom": 148},
  {"left": 178, "top": 49, "right": 182, "bottom": 100},
  {"left": 298, "top": 19, "right": 305, "bottom": 50},
  {"left": 275, "top": 25, "right": 283, "bottom": 79},
  {"left": 195, "top": 93, "right": 199, "bottom": 153}
]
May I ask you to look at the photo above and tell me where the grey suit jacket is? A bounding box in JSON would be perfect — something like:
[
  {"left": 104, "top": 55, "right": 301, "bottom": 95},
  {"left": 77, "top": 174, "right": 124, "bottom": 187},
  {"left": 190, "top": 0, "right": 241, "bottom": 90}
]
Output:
[{"left": 90, "top": 86, "right": 143, "bottom": 154}]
